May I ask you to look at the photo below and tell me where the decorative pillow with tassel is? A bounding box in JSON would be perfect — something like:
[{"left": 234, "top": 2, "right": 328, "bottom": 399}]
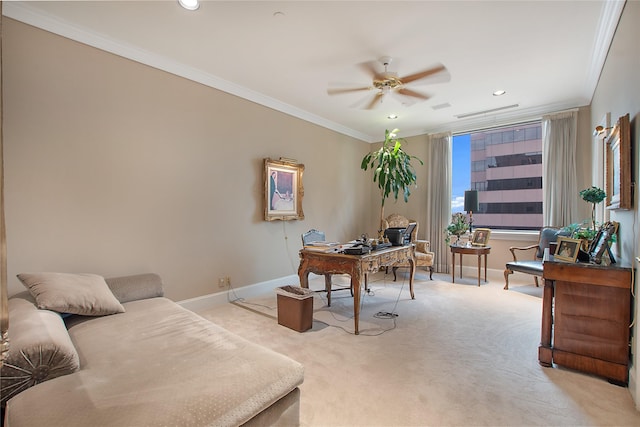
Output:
[{"left": 0, "top": 293, "right": 80, "bottom": 406}]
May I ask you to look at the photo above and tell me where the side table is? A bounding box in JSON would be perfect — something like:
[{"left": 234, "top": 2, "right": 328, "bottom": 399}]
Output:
[{"left": 450, "top": 244, "right": 491, "bottom": 286}]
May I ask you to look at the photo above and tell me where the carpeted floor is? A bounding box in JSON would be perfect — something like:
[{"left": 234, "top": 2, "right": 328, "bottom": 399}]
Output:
[{"left": 194, "top": 270, "right": 640, "bottom": 426}]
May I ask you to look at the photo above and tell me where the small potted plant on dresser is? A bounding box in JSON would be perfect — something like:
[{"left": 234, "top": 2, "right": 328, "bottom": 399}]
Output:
[{"left": 579, "top": 186, "right": 606, "bottom": 231}]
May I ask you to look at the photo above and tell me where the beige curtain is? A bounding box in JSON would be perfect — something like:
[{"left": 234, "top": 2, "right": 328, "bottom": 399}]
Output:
[
  {"left": 424, "top": 132, "right": 452, "bottom": 273},
  {"left": 0, "top": 2, "right": 8, "bottom": 366},
  {"left": 542, "top": 110, "right": 578, "bottom": 227}
]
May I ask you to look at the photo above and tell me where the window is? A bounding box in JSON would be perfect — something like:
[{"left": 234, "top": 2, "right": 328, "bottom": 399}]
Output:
[{"left": 452, "top": 122, "right": 543, "bottom": 230}]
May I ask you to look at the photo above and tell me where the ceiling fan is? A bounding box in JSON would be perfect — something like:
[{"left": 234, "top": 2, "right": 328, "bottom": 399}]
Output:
[{"left": 327, "top": 56, "right": 450, "bottom": 109}]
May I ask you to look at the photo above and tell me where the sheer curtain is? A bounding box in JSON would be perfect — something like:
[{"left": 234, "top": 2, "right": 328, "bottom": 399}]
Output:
[
  {"left": 542, "top": 110, "right": 578, "bottom": 226},
  {"left": 424, "top": 132, "right": 452, "bottom": 273}
]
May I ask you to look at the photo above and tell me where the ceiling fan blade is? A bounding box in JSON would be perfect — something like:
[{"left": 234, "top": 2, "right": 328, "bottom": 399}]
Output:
[
  {"left": 357, "top": 61, "right": 380, "bottom": 79},
  {"left": 396, "top": 88, "right": 431, "bottom": 101},
  {"left": 364, "top": 92, "right": 383, "bottom": 110},
  {"left": 400, "top": 64, "right": 450, "bottom": 85},
  {"left": 327, "top": 86, "right": 371, "bottom": 96}
]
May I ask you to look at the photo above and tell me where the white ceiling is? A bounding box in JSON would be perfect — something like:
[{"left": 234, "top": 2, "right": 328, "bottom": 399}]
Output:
[{"left": 4, "top": 1, "right": 625, "bottom": 142}]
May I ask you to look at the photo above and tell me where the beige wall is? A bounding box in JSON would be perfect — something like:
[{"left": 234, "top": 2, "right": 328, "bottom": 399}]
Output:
[
  {"left": 3, "top": 3, "right": 633, "bottom": 305},
  {"left": 590, "top": 0, "right": 640, "bottom": 407},
  {"left": 2, "top": 18, "right": 372, "bottom": 300}
]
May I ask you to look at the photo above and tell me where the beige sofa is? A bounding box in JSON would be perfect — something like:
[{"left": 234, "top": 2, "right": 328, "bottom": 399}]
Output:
[{"left": 1, "top": 273, "right": 304, "bottom": 426}]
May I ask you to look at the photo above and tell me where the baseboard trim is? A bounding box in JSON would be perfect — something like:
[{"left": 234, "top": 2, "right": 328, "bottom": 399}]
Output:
[
  {"left": 179, "top": 267, "right": 533, "bottom": 311},
  {"left": 178, "top": 274, "right": 300, "bottom": 311}
]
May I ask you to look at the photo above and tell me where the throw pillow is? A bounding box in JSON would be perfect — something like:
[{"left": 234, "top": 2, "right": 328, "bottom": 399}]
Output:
[
  {"left": 0, "top": 294, "right": 80, "bottom": 405},
  {"left": 18, "top": 272, "right": 125, "bottom": 316}
]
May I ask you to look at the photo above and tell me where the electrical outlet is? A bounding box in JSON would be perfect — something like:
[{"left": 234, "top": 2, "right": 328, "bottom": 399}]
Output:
[{"left": 218, "top": 276, "right": 231, "bottom": 288}]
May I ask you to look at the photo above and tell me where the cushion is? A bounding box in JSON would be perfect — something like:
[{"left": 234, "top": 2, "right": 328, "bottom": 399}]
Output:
[
  {"left": 506, "top": 260, "right": 544, "bottom": 275},
  {"left": 0, "top": 293, "right": 80, "bottom": 406},
  {"left": 18, "top": 272, "right": 125, "bottom": 316},
  {"left": 105, "top": 273, "right": 164, "bottom": 303}
]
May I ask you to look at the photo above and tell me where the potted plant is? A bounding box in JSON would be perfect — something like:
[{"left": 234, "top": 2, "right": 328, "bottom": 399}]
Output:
[
  {"left": 361, "top": 129, "right": 423, "bottom": 236},
  {"left": 579, "top": 186, "right": 606, "bottom": 231},
  {"left": 444, "top": 212, "right": 469, "bottom": 246}
]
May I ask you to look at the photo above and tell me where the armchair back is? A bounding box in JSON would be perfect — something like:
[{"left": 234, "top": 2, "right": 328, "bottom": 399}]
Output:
[
  {"left": 382, "top": 213, "right": 419, "bottom": 242},
  {"left": 536, "top": 227, "right": 570, "bottom": 259}
]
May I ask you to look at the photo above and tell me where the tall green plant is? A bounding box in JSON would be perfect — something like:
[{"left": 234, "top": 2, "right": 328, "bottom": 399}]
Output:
[{"left": 361, "top": 129, "right": 423, "bottom": 231}]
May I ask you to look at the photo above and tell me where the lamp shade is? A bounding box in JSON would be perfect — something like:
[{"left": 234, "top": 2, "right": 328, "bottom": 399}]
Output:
[{"left": 464, "top": 190, "right": 479, "bottom": 212}]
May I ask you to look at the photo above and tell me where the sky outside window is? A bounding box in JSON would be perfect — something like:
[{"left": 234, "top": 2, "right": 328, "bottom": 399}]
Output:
[{"left": 452, "top": 134, "right": 470, "bottom": 213}]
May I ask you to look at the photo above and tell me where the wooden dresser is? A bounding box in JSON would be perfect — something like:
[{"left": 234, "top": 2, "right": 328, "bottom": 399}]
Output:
[{"left": 540, "top": 259, "right": 633, "bottom": 384}]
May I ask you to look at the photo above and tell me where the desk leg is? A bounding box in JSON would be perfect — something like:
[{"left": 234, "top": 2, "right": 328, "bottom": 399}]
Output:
[
  {"left": 351, "top": 271, "right": 361, "bottom": 335},
  {"left": 324, "top": 274, "right": 332, "bottom": 306},
  {"left": 459, "top": 254, "right": 463, "bottom": 278},
  {"left": 451, "top": 250, "right": 455, "bottom": 283},
  {"left": 298, "top": 259, "right": 310, "bottom": 289},
  {"left": 477, "top": 254, "right": 481, "bottom": 287}
]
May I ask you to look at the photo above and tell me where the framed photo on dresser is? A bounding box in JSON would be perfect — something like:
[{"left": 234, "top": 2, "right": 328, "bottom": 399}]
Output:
[{"left": 554, "top": 237, "right": 581, "bottom": 263}]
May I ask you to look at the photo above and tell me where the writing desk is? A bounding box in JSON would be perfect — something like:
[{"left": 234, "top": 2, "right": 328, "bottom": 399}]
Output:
[{"left": 298, "top": 245, "right": 415, "bottom": 335}]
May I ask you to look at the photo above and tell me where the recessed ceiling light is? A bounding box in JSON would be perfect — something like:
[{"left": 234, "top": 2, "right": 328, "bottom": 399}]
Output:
[
  {"left": 493, "top": 90, "right": 506, "bottom": 96},
  {"left": 178, "top": 0, "right": 199, "bottom": 11},
  {"left": 387, "top": 114, "right": 398, "bottom": 119}
]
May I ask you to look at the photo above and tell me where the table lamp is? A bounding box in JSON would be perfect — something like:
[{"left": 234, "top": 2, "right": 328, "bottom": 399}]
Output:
[{"left": 464, "top": 190, "right": 479, "bottom": 232}]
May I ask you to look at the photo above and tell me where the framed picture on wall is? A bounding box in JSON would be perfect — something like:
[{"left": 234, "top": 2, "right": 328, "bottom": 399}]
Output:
[
  {"left": 264, "top": 158, "right": 305, "bottom": 221},
  {"left": 606, "top": 113, "right": 632, "bottom": 210}
]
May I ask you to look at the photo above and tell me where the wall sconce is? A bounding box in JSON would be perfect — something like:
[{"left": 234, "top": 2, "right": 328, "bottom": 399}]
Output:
[
  {"left": 464, "top": 190, "right": 479, "bottom": 232},
  {"left": 593, "top": 125, "right": 612, "bottom": 136}
]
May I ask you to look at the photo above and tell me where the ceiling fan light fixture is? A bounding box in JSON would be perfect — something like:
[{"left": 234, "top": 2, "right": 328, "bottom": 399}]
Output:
[
  {"left": 178, "top": 0, "right": 199, "bottom": 11},
  {"left": 328, "top": 57, "right": 449, "bottom": 110}
]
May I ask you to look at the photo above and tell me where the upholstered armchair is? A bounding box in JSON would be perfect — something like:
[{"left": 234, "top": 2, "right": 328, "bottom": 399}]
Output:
[{"left": 382, "top": 213, "right": 434, "bottom": 280}]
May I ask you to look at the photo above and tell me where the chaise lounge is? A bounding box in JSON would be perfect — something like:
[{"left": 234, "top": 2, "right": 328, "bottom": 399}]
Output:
[{"left": 1, "top": 273, "right": 304, "bottom": 426}]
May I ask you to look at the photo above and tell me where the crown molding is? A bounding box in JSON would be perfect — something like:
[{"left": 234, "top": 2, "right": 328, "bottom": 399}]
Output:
[
  {"left": 583, "top": 0, "right": 626, "bottom": 101},
  {"left": 3, "top": 1, "right": 622, "bottom": 144},
  {"left": 3, "top": 2, "right": 374, "bottom": 143}
]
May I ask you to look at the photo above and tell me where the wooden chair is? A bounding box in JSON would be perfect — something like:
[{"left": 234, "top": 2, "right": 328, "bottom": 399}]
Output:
[
  {"left": 503, "top": 226, "right": 569, "bottom": 290},
  {"left": 382, "top": 214, "right": 434, "bottom": 280},
  {"left": 301, "top": 229, "right": 352, "bottom": 306}
]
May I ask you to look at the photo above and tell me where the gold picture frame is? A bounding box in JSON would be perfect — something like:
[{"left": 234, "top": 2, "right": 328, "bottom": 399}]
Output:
[
  {"left": 471, "top": 228, "right": 491, "bottom": 246},
  {"left": 554, "top": 237, "right": 581, "bottom": 263},
  {"left": 264, "top": 158, "right": 304, "bottom": 221},
  {"left": 606, "top": 113, "right": 632, "bottom": 210}
]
